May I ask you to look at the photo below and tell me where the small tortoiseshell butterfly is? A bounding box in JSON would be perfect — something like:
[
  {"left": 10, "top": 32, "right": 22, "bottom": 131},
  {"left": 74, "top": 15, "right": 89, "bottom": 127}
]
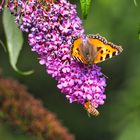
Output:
[{"left": 71, "top": 34, "right": 123, "bottom": 65}]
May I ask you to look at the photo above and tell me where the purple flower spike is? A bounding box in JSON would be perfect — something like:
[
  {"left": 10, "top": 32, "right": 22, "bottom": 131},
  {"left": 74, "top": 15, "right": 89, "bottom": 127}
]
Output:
[{"left": 7, "top": 0, "right": 107, "bottom": 109}]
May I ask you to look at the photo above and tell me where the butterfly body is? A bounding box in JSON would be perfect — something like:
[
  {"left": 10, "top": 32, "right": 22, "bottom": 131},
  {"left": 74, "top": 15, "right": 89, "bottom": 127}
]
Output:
[
  {"left": 78, "top": 40, "right": 98, "bottom": 65},
  {"left": 71, "top": 34, "right": 123, "bottom": 65}
]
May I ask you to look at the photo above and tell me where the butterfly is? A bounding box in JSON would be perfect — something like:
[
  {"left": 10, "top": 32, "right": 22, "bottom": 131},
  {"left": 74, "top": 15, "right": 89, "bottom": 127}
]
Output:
[{"left": 70, "top": 34, "right": 123, "bottom": 65}]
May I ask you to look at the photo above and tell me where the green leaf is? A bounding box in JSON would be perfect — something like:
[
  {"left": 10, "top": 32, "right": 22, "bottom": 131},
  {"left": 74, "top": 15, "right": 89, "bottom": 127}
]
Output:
[
  {"left": 2, "top": 8, "right": 34, "bottom": 75},
  {"left": 138, "top": 24, "right": 140, "bottom": 40},
  {"left": 134, "top": 0, "right": 137, "bottom": 6},
  {"left": 80, "top": 0, "right": 91, "bottom": 19}
]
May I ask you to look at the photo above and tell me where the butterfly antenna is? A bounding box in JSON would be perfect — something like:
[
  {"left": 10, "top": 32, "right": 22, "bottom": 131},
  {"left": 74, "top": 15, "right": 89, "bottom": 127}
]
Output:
[{"left": 103, "top": 73, "right": 108, "bottom": 79}]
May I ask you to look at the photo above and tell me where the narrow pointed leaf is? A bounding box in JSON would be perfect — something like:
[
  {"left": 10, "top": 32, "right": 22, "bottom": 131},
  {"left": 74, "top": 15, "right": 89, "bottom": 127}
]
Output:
[
  {"left": 2, "top": 8, "right": 33, "bottom": 75},
  {"left": 134, "top": 0, "right": 137, "bottom": 6},
  {"left": 138, "top": 24, "right": 140, "bottom": 40},
  {"left": 0, "top": 39, "right": 6, "bottom": 52},
  {"left": 80, "top": 0, "right": 91, "bottom": 19}
]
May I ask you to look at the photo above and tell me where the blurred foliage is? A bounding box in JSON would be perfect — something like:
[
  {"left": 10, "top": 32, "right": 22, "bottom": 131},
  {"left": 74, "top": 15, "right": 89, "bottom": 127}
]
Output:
[
  {"left": 138, "top": 24, "right": 140, "bottom": 40},
  {"left": 0, "top": 122, "right": 36, "bottom": 140},
  {"left": 0, "top": 77, "right": 74, "bottom": 140},
  {"left": 0, "top": 0, "right": 140, "bottom": 140},
  {"left": 134, "top": 0, "right": 137, "bottom": 6}
]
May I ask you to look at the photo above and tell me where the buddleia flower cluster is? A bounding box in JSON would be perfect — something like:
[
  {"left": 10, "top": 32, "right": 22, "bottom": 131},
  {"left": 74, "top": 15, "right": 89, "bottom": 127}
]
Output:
[{"left": 3, "top": 0, "right": 107, "bottom": 112}]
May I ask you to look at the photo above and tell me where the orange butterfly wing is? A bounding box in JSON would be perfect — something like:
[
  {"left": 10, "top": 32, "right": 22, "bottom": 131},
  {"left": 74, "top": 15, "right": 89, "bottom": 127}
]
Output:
[
  {"left": 87, "top": 34, "right": 123, "bottom": 64},
  {"left": 71, "top": 36, "right": 88, "bottom": 64}
]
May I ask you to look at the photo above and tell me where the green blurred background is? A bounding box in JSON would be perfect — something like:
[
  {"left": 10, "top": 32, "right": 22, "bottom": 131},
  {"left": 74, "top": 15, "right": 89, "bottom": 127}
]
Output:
[{"left": 0, "top": 0, "right": 140, "bottom": 139}]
